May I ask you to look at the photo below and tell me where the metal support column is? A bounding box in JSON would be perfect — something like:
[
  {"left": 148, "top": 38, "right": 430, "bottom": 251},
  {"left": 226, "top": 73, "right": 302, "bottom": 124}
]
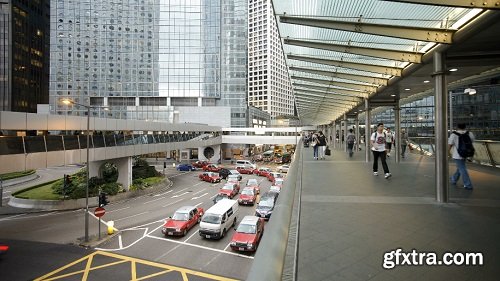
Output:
[
  {"left": 365, "top": 99, "right": 371, "bottom": 162},
  {"left": 394, "top": 105, "right": 401, "bottom": 163},
  {"left": 355, "top": 115, "right": 360, "bottom": 153},
  {"left": 333, "top": 120, "right": 337, "bottom": 149},
  {"left": 433, "top": 51, "right": 449, "bottom": 203},
  {"left": 343, "top": 114, "right": 348, "bottom": 152},
  {"left": 449, "top": 90, "right": 453, "bottom": 132}
]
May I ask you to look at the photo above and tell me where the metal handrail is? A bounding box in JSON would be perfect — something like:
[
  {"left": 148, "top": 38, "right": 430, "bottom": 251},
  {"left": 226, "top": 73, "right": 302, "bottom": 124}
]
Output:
[{"left": 246, "top": 141, "right": 303, "bottom": 281}]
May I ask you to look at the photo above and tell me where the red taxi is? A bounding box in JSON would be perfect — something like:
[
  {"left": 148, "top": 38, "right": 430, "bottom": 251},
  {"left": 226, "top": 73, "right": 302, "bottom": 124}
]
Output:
[
  {"left": 256, "top": 167, "right": 272, "bottom": 177},
  {"left": 230, "top": 216, "right": 265, "bottom": 252},
  {"left": 219, "top": 183, "right": 240, "bottom": 199},
  {"left": 238, "top": 186, "right": 257, "bottom": 205},
  {"left": 192, "top": 160, "right": 209, "bottom": 168},
  {"left": 203, "top": 164, "right": 222, "bottom": 172},
  {"left": 267, "top": 172, "right": 283, "bottom": 182},
  {"left": 245, "top": 178, "right": 260, "bottom": 194},
  {"left": 162, "top": 206, "right": 204, "bottom": 236},
  {"left": 236, "top": 166, "right": 254, "bottom": 174},
  {"left": 199, "top": 172, "right": 221, "bottom": 183}
]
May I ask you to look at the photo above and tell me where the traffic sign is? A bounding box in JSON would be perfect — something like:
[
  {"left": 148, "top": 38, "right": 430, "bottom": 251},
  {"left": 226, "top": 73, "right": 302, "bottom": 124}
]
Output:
[{"left": 94, "top": 207, "right": 106, "bottom": 218}]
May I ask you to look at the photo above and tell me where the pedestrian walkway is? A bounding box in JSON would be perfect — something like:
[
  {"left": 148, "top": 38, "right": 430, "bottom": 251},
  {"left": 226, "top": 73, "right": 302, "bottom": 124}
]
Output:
[{"left": 297, "top": 145, "right": 500, "bottom": 281}]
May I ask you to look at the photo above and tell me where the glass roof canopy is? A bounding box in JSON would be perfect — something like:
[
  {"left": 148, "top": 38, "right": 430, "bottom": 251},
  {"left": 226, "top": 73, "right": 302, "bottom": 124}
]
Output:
[{"left": 272, "top": 0, "right": 487, "bottom": 125}]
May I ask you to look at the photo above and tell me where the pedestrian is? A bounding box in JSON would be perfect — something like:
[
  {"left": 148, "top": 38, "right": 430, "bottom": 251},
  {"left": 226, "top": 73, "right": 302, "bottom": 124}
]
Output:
[
  {"left": 385, "top": 127, "right": 394, "bottom": 157},
  {"left": 400, "top": 128, "right": 409, "bottom": 158},
  {"left": 449, "top": 123, "right": 475, "bottom": 190},
  {"left": 346, "top": 129, "right": 356, "bottom": 157},
  {"left": 336, "top": 130, "right": 340, "bottom": 143},
  {"left": 317, "top": 131, "right": 328, "bottom": 160},
  {"left": 371, "top": 123, "right": 391, "bottom": 179},
  {"left": 312, "top": 132, "right": 320, "bottom": 160}
]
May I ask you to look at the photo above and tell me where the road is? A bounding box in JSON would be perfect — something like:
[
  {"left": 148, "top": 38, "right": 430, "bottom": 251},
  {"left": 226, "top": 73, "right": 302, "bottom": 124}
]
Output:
[{"left": 0, "top": 162, "right": 285, "bottom": 280}]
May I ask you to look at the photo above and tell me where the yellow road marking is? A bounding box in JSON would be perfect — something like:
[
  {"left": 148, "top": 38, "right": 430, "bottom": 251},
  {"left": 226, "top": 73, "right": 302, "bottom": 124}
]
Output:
[{"left": 35, "top": 250, "right": 238, "bottom": 281}]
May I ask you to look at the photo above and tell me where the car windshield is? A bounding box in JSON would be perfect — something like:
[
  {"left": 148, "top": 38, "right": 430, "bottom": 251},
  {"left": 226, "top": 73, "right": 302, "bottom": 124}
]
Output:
[
  {"left": 236, "top": 223, "right": 257, "bottom": 234},
  {"left": 246, "top": 180, "right": 258, "bottom": 186},
  {"left": 222, "top": 185, "right": 234, "bottom": 191},
  {"left": 241, "top": 189, "right": 254, "bottom": 195},
  {"left": 172, "top": 212, "right": 189, "bottom": 221},
  {"left": 228, "top": 175, "right": 239, "bottom": 180},
  {"left": 230, "top": 170, "right": 239, "bottom": 174},
  {"left": 275, "top": 179, "right": 284, "bottom": 183},
  {"left": 202, "top": 214, "right": 221, "bottom": 224},
  {"left": 259, "top": 198, "right": 274, "bottom": 207},
  {"left": 270, "top": 186, "right": 280, "bottom": 192}
]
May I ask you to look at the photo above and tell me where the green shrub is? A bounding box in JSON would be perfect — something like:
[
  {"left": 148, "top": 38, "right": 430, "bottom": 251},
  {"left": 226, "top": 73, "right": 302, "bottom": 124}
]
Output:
[
  {"left": 101, "top": 182, "right": 122, "bottom": 195},
  {"left": 101, "top": 163, "right": 119, "bottom": 183}
]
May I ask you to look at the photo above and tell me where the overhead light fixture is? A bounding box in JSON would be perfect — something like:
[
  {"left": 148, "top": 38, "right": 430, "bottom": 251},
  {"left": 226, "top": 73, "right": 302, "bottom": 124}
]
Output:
[
  {"left": 464, "top": 88, "right": 476, "bottom": 95},
  {"left": 449, "top": 68, "right": 458, "bottom": 72},
  {"left": 404, "top": 88, "right": 410, "bottom": 91},
  {"left": 423, "top": 80, "right": 430, "bottom": 83},
  {"left": 390, "top": 94, "right": 396, "bottom": 97}
]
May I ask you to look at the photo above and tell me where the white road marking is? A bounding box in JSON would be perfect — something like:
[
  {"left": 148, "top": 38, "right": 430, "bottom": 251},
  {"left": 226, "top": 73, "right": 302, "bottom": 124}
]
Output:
[
  {"left": 173, "top": 187, "right": 189, "bottom": 194},
  {"left": 0, "top": 213, "right": 27, "bottom": 222},
  {"left": 210, "top": 194, "right": 218, "bottom": 199},
  {"left": 171, "top": 191, "right": 190, "bottom": 198},
  {"left": 146, "top": 234, "right": 253, "bottom": 259},
  {"left": 162, "top": 198, "right": 184, "bottom": 208},
  {"left": 114, "top": 211, "right": 149, "bottom": 222},
  {"left": 183, "top": 229, "right": 199, "bottom": 243},
  {"left": 191, "top": 188, "right": 207, "bottom": 196},
  {"left": 3, "top": 190, "right": 12, "bottom": 193},
  {"left": 143, "top": 196, "right": 168, "bottom": 204},
  {"left": 37, "top": 211, "right": 58, "bottom": 217},
  {"left": 124, "top": 219, "right": 166, "bottom": 230},
  {"left": 193, "top": 182, "right": 204, "bottom": 187},
  {"left": 223, "top": 242, "right": 232, "bottom": 251},
  {"left": 194, "top": 202, "right": 203, "bottom": 207},
  {"left": 107, "top": 206, "right": 130, "bottom": 213},
  {"left": 118, "top": 235, "right": 123, "bottom": 248},
  {"left": 191, "top": 192, "right": 208, "bottom": 200},
  {"left": 88, "top": 210, "right": 119, "bottom": 231},
  {"left": 154, "top": 190, "right": 173, "bottom": 197},
  {"left": 97, "top": 224, "right": 162, "bottom": 251},
  {"left": 168, "top": 172, "right": 189, "bottom": 178}
]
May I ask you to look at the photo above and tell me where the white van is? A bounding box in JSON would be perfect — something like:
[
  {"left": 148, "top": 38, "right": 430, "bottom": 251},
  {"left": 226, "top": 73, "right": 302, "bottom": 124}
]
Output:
[
  {"left": 235, "top": 160, "right": 257, "bottom": 169},
  {"left": 199, "top": 199, "right": 239, "bottom": 239}
]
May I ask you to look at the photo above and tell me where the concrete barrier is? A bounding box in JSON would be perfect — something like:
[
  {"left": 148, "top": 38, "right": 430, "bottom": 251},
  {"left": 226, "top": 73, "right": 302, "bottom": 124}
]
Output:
[{"left": 8, "top": 178, "right": 172, "bottom": 211}]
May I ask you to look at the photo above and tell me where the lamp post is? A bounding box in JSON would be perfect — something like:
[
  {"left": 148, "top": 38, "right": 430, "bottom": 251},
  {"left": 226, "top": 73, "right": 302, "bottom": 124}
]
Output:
[{"left": 62, "top": 99, "right": 107, "bottom": 243}]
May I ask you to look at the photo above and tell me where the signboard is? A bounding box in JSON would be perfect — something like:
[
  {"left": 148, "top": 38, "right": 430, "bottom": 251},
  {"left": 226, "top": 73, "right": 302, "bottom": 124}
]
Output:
[{"left": 94, "top": 207, "right": 106, "bottom": 218}]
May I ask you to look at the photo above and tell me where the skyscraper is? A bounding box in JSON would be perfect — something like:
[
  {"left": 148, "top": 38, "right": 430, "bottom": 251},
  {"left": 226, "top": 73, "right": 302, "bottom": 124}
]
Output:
[
  {"left": 0, "top": 0, "right": 50, "bottom": 112},
  {"left": 247, "top": 0, "right": 294, "bottom": 118}
]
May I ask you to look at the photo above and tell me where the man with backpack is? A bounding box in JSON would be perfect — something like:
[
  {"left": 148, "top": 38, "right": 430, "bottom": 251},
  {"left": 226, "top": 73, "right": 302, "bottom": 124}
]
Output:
[
  {"left": 346, "top": 129, "right": 356, "bottom": 157},
  {"left": 448, "top": 123, "right": 475, "bottom": 190}
]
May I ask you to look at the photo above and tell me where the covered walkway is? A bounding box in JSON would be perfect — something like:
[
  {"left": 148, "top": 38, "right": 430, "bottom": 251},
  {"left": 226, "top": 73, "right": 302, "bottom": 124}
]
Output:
[{"left": 295, "top": 146, "right": 500, "bottom": 280}]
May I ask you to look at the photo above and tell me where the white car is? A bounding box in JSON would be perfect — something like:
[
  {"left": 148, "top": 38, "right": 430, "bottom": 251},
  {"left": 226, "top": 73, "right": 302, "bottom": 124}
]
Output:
[{"left": 277, "top": 165, "right": 289, "bottom": 173}]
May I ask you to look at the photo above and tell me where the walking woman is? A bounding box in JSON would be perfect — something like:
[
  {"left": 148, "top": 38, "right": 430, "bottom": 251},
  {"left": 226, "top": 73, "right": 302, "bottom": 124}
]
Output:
[{"left": 312, "top": 132, "right": 319, "bottom": 160}]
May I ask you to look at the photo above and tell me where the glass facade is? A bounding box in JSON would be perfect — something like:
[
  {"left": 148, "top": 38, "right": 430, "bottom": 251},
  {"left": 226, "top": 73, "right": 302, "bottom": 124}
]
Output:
[
  {"left": 1, "top": 0, "right": 49, "bottom": 112},
  {"left": 218, "top": 0, "right": 248, "bottom": 127}
]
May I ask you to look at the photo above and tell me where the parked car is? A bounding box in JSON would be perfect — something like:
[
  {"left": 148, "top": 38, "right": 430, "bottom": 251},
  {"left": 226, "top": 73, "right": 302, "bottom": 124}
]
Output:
[
  {"left": 230, "top": 216, "right": 265, "bottom": 252},
  {"left": 162, "top": 206, "right": 204, "bottom": 236},
  {"left": 236, "top": 165, "right": 254, "bottom": 174},
  {"left": 267, "top": 172, "right": 283, "bottom": 182},
  {"left": 274, "top": 152, "right": 291, "bottom": 164},
  {"left": 203, "top": 164, "right": 222, "bottom": 172},
  {"left": 192, "top": 160, "right": 209, "bottom": 168},
  {"left": 228, "top": 170, "right": 242, "bottom": 181},
  {"left": 255, "top": 192, "right": 278, "bottom": 220},
  {"left": 269, "top": 185, "right": 281, "bottom": 194},
  {"left": 199, "top": 172, "right": 221, "bottom": 183},
  {"left": 219, "top": 183, "right": 240, "bottom": 199},
  {"left": 245, "top": 178, "right": 260, "bottom": 194},
  {"left": 213, "top": 193, "right": 229, "bottom": 204},
  {"left": 238, "top": 186, "right": 257, "bottom": 205},
  {"left": 199, "top": 199, "right": 239, "bottom": 239},
  {"left": 0, "top": 243, "right": 8, "bottom": 255},
  {"left": 235, "top": 160, "right": 257, "bottom": 169},
  {"left": 176, "top": 164, "right": 196, "bottom": 171},
  {"left": 251, "top": 154, "right": 263, "bottom": 162},
  {"left": 227, "top": 175, "right": 241, "bottom": 189},
  {"left": 218, "top": 168, "right": 231, "bottom": 179},
  {"left": 257, "top": 167, "right": 272, "bottom": 177},
  {"left": 277, "top": 165, "right": 290, "bottom": 173},
  {"left": 273, "top": 178, "right": 285, "bottom": 187}
]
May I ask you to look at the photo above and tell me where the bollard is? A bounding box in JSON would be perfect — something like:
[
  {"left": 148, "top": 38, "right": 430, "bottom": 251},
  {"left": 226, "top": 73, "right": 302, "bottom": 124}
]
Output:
[{"left": 107, "top": 221, "right": 114, "bottom": 235}]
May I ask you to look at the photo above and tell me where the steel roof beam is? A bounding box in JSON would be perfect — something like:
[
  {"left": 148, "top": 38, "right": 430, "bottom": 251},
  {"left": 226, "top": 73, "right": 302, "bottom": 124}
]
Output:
[
  {"left": 289, "top": 66, "right": 389, "bottom": 86},
  {"left": 296, "top": 99, "right": 351, "bottom": 109},
  {"left": 382, "top": 0, "right": 500, "bottom": 9},
  {"left": 288, "top": 54, "right": 403, "bottom": 76},
  {"left": 293, "top": 82, "right": 370, "bottom": 98},
  {"left": 292, "top": 75, "right": 379, "bottom": 93},
  {"left": 295, "top": 98, "right": 353, "bottom": 109},
  {"left": 295, "top": 94, "right": 358, "bottom": 106},
  {"left": 280, "top": 16, "right": 455, "bottom": 43},
  {"left": 284, "top": 38, "right": 423, "bottom": 63},
  {"left": 294, "top": 89, "right": 362, "bottom": 102}
]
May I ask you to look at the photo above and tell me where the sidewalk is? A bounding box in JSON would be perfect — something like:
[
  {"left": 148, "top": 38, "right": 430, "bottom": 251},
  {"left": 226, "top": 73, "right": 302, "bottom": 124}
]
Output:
[{"left": 296, "top": 146, "right": 500, "bottom": 281}]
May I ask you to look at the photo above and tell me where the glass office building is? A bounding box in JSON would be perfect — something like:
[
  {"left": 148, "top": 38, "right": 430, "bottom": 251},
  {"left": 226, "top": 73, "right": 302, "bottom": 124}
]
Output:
[{"left": 49, "top": 0, "right": 250, "bottom": 127}]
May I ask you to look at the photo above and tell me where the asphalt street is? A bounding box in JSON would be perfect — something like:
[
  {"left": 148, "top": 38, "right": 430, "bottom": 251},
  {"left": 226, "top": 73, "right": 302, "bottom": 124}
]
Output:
[{"left": 0, "top": 162, "right": 285, "bottom": 280}]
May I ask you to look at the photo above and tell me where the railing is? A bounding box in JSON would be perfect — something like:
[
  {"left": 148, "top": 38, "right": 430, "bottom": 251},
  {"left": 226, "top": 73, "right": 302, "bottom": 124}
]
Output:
[
  {"left": 0, "top": 132, "right": 219, "bottom": 156},
  {"left": 408, "top": 137, "right": 499, "bottom": 167},
  {"left": 246, "top": 141, "right": 303, "bottom": 281}
]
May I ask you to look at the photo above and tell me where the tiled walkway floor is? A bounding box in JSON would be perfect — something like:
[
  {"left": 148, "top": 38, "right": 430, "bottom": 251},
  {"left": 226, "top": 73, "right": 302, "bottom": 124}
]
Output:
[{"left": 297, "top": 145, "right": 500, "bottom": 281}]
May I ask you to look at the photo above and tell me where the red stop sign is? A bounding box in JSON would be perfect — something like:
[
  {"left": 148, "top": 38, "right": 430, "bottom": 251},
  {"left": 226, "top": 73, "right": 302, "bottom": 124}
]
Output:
[{"left": 94, "top": 207, "right": 106, "bottom": 218}]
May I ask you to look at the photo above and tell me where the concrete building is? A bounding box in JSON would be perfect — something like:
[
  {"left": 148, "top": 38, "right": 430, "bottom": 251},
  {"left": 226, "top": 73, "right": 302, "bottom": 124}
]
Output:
[{"left": 247, "top": 0, "right": 294, "bottom": 118}]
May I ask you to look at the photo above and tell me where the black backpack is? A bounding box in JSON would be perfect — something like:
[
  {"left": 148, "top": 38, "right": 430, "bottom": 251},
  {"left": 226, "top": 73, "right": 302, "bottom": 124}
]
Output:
[{"left": 453, "top": 131, "right": 475, "bottom": 158}]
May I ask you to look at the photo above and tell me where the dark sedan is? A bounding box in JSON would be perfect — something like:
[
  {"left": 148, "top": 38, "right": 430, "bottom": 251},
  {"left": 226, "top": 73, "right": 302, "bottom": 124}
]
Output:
[{"left": 176, "top": 164, "right": 196, "bottom": 171}]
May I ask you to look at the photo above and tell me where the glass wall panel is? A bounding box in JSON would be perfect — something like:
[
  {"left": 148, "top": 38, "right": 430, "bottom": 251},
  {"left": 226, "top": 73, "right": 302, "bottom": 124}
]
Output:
[
  {"left": 63, "top": 135, "right": 80, "bottom": 150},
  {"left": 92, "top": 135, "right": 105, "bottom": 148},
  {"left": 0, "top": 137, "right": 25, "bottom": 155},
  {"left": 24, "top": 136, "right": 46, "bottom": 153}
]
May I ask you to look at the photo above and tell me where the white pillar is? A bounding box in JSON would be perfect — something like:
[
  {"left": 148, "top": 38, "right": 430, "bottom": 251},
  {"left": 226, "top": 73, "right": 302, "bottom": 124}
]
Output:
[{"left": 115, "top": 157, "right": 133, "bottom": 191}]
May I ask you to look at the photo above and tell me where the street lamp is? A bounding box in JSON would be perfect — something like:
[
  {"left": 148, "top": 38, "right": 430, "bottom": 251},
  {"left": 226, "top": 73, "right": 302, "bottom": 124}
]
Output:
[{"left": 62, "top": 99, "right": 108, "bottom": 243}]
